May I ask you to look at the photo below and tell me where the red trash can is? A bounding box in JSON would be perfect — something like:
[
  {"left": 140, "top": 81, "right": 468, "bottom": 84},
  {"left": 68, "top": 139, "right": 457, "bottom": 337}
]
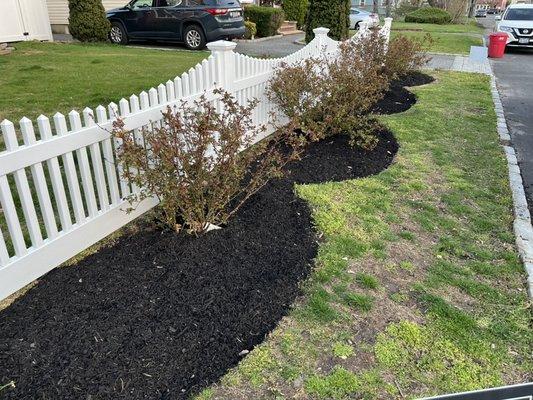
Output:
[{"left": 488, "top": 33, "right": 508, "bottom": 58}]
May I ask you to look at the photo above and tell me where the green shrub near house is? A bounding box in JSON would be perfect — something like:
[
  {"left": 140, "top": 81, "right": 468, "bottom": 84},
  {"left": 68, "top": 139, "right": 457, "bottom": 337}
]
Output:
[
  {"left": 405, "top": 7, "right": 452, "bottom": 24},
  {"left": 244, "top": 5, "right": 285, "bottom": 37},
  {"left": 305, "top": 0, "right": 350, "bottom": 42},
  {"left": 282, "top": 0, "right": 309, "bottom": 29},
  {"left": 68, "top": 0, "right": 111, "bottom": 42}
]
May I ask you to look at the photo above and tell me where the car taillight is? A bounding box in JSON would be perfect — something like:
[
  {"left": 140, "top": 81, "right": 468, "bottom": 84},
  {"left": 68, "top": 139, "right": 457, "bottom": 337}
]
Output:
[{"left": 206, "top": 8, "right": 229, "bottom": 15}]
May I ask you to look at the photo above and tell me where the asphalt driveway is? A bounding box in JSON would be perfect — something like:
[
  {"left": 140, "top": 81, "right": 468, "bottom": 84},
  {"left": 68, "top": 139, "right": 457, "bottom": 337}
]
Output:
[{"left": 477, "top": 15, "right": 533, "bottom": 214}]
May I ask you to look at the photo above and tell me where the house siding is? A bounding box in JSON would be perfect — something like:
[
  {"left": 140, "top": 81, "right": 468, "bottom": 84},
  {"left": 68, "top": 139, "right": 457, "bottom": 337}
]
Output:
[{"left": 46, "top": 0, "right": 126, "bottom": 25}]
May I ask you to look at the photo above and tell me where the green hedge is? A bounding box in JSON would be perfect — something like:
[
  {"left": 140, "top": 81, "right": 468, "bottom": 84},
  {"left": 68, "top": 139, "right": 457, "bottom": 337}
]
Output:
[
  {"left": 282, "top": 0, "right": 309, "bottom": 29},
  {"left": 305, "top": 0, "right": 350, "bottom": 42},
  {"left": 404, "top": 7, "right": 452, "bottom": 24},
  {"left": 68, "top": 0, "right": 110, "bottom": 42},
  {"left": 244, "top": 6, "right": 285, "bottom": 38}
]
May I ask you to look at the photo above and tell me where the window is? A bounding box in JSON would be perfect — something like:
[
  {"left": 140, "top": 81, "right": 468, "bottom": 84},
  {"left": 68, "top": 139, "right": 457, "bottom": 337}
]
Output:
[
  {"left": 132, "top": 0, "right": 153, "bottom": 9},
  {"left": 360, "top": 0, "right": 365, "bottom": 5},
  {"left": 504, "top": 8, "right": 533, "bottom": 21}
]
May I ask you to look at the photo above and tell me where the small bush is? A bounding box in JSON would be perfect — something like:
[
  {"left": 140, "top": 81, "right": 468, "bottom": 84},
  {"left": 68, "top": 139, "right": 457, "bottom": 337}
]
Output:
[
  {"left": 268, "top": 33, "right": 390, "bottom": 149},
  {"left": 68, "top": 0, "right": 111, "bottom": 42},
  {"left": 244, "top": 5, "right": 285, "bottom": 37},
  {"left": 112, "top": 90, "right": 300, "bottom": 235},
  {"left": 305, "top": 0, "right": 351, "bottom": 42},
  {"left": 383, "top": 34, "right": 432, "bottom": 79},
  {"left": 405, "top": 7, "right": 452, "bottom": 24},
  {"left": 282, "top": 0, "right": 309, "bottom": 29},
  {"left": 244, "top": 21, "right": 257, "bottom": 39}
]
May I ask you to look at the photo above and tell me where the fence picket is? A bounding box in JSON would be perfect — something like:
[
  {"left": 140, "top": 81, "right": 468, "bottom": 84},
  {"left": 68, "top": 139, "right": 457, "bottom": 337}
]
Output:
[
  {"left": 69, "top": 110, "right": 98, "bottom": 218},
  {"left": 1, "top": 120, "right": 44, "bottom": 250},
  {"left": 37, "top": 115, "right": 73, "bottom": 232},
  {"left": 125, "top": 96, "right": 141, "bottom": 194},
  {"left": 0, "top": 173, "right": 26, "bottom": 257},
  {"left": 54, "top": 112, "right": 85, "bottom": 224},
  {"left": 166, "top": 80, "right": 175, "bottom": 102},
  {"left": 95, "top": 106, "right": 121, "bottom": 205},
  {"left": 116, "top": 100, "right": 132, "bottom": 198},
  {"left": 19, "top": 117, "right": 59, "bottom": 240},
  {"left": 0, "top": 227, "right": 10, "bottom": 264},
  {"left": 82, "top": 108, "right": 109, "bottom": 212}
]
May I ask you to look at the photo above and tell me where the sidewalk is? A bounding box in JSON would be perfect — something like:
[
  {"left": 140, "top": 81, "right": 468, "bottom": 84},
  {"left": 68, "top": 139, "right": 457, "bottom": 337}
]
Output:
[{"left": 425, "top": 52, "right": 492, "bottom": 75}]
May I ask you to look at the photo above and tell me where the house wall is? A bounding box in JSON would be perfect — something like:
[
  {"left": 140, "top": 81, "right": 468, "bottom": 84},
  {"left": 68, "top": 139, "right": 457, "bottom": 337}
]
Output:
[{"left": 46, "top": 0, "right": 126, "bottom": 33}]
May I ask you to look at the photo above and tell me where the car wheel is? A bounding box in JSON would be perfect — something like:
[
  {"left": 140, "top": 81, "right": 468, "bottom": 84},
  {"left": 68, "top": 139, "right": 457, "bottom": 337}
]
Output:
[
  {"left": 355, "top": 21, "right": 360, "bottom": 30},
  {"left": 109, "top": 22, "right": 128, "bottom": 45},
  {"left": 184, "top": 25, "right": 206, "bottom": 50}
]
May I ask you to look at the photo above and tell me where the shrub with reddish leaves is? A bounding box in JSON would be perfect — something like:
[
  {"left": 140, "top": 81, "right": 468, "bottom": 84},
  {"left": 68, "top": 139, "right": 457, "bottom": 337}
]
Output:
[{"left": 112, "top": 89, "right": 300, "bottom": 235}]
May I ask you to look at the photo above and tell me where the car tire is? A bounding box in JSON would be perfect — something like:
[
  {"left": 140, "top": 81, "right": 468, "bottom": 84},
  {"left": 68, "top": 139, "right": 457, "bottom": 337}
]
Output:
[
  {"left": 355, "top": 21, "right": 360, "bottom": 30},
  {"left": 184, "top": 25, "right": 206, "bottom": 50},
  {"left": 109, "top": 22, "right": 128, "bottom": 45}
]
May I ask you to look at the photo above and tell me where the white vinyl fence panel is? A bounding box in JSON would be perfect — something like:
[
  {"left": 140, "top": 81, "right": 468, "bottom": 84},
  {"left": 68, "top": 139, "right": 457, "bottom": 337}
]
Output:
[
  {"left": 0, "top": 0, "right": 53, "bottom": 43},
  {"left": 0, "top": 20, "right": 392, "bottom": 301}
]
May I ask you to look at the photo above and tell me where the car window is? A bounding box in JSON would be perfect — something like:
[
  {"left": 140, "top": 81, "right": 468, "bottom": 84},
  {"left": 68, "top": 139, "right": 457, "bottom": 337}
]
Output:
[
  {"left": 350, "top": 9, "right": 359, "bottom": 14},
  {"left": 504, "top": 8, "right": 533, "bottom": 21},
  {"left": 131, "top": 0, "right": 153, "bottom": 9},
  {"left": 153, "top": 0, "right": 182, "bottom": 6},
  {"left": 187, "top": 0, "right": 240, "bottom": 5}
]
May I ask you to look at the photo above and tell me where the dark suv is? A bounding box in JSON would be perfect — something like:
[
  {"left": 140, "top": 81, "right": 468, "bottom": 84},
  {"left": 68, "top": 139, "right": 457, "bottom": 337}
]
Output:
[{"left": 106, "top": 0, "right": 245, "bottom": 50}]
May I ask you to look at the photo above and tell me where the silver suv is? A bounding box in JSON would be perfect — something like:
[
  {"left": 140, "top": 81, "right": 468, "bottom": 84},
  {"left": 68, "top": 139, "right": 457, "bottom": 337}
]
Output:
[{"left": 496, "top": 4, "right": 533, "bottom": 48}]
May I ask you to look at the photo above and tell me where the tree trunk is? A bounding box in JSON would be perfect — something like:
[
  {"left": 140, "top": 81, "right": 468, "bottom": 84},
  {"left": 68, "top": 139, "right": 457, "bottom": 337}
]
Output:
[{"left": 373, "top": 0, "right": 379, "bottom": 14}]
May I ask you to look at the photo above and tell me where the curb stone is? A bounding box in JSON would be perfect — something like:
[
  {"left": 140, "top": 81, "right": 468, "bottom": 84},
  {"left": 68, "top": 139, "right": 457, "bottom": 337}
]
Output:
[{"left": 490, "top": 75, "right": 533, "bottom": 298}]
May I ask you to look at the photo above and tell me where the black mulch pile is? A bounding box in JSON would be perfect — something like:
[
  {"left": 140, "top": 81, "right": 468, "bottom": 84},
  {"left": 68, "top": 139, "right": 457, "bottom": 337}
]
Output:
[
  {"left": 287, "top": 129, "right": 398, "bottom": 184},
  {"left": 373, "top": 71, "right": 435, "bottom": 115},
  {"left": 401, "top": 71, "right": 436, "bottom": 87},
  {"left": 0, "top": 73, "right": 430, "bottom": 400}
]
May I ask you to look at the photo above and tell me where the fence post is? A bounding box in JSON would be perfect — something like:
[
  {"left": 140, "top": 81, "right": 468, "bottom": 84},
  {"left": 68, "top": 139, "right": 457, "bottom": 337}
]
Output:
[
  {"left": 313, "top": 27, "right": 330, "bottom": 54},
  {"left": 206, "top": 40, "right": 237, "bottom": 93},
  {"left": 382, "top": 17, "right": 393, "bottom": 44}
]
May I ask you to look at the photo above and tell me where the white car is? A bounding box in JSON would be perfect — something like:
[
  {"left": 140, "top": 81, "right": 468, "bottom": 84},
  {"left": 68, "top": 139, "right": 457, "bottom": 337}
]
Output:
[
  {"left": 349, "top": 8, "right": 379, "bottom": 29},
  {"left": 496, "top": 4, "right": 533, "bottom": 47}
]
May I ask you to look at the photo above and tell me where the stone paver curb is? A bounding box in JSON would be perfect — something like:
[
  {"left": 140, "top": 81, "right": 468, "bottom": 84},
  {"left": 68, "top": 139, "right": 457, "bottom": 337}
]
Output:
[{"left": 490, "top": 76, "right": 533, "bottom": 298}]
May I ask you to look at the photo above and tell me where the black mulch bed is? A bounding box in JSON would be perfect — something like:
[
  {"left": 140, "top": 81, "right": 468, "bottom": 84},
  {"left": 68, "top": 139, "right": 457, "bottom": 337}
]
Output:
[
  {"left": 373, "top": 71, "right": 435, "bottom": 115},
  {"left": 287, "top": 129, "right": 398, "bottom": 184},
  {"left": 0, "top": 72, "right": 425, "bottom": 399},
  {"left": 401, "top": 71, "right": 436, "bottom": 87}
]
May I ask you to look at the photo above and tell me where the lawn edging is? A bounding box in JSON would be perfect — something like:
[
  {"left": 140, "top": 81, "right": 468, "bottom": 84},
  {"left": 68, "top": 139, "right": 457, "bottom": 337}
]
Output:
[{"left": 491, "top": 76, "right": 533, "bottom": 298}]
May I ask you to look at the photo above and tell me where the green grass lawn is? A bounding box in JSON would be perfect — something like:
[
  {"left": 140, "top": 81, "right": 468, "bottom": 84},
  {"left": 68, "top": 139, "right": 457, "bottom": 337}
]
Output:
[
  {"left": 392, "top": 20, "right": 485, "bottom": 34},
  {"left": 0, "top": 42, "right": 207, "bottom": 124},
  {"left": 389, "top": 21, "right": 485, "bottom": 54},
  {"left": 195, "top": 72, "right": 532, "bottom": 399},
  {"left": 390, "top": 30, "right": 483, "bottom": 54}
]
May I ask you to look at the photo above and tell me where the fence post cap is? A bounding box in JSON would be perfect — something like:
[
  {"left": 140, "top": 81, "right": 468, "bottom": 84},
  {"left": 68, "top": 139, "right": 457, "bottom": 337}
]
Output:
[
  {"left": 313, "top": 27, "right": 330, "bottom": 36},
  {"left": 207, "top": 40, "right": 237, "bottom": 52}
]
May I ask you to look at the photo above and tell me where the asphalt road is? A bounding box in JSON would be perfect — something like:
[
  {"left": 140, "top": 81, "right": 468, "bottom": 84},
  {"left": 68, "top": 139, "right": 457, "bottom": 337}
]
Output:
[{"left": 477, "top": 15, "right": 533, "bottom": 214}]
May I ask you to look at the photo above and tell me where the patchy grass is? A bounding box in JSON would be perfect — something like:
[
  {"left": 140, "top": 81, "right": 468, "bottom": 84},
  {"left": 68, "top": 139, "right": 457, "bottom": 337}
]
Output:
[
  {"left": 0, "top": 41, "right": 207, "bottom": 124},
  {"left": 199, "top": 71, "right": 532, "bottom": 399}
]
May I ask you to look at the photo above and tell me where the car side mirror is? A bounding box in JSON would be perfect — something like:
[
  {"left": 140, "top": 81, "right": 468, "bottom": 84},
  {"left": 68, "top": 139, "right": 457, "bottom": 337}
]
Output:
[{"left": 495, "top": 15, "right": 502, "bottom": 21}]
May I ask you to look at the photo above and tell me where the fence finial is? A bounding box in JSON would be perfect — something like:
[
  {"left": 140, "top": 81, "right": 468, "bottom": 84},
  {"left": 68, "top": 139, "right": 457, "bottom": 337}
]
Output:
[{"left": 207, "top": 40, "right": 237, "bottom": 91}]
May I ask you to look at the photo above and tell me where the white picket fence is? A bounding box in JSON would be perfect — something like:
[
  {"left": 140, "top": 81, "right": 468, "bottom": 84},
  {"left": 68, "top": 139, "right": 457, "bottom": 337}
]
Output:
[{"left": 0, "top": 20, "right": 392, "bottom": 301}]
